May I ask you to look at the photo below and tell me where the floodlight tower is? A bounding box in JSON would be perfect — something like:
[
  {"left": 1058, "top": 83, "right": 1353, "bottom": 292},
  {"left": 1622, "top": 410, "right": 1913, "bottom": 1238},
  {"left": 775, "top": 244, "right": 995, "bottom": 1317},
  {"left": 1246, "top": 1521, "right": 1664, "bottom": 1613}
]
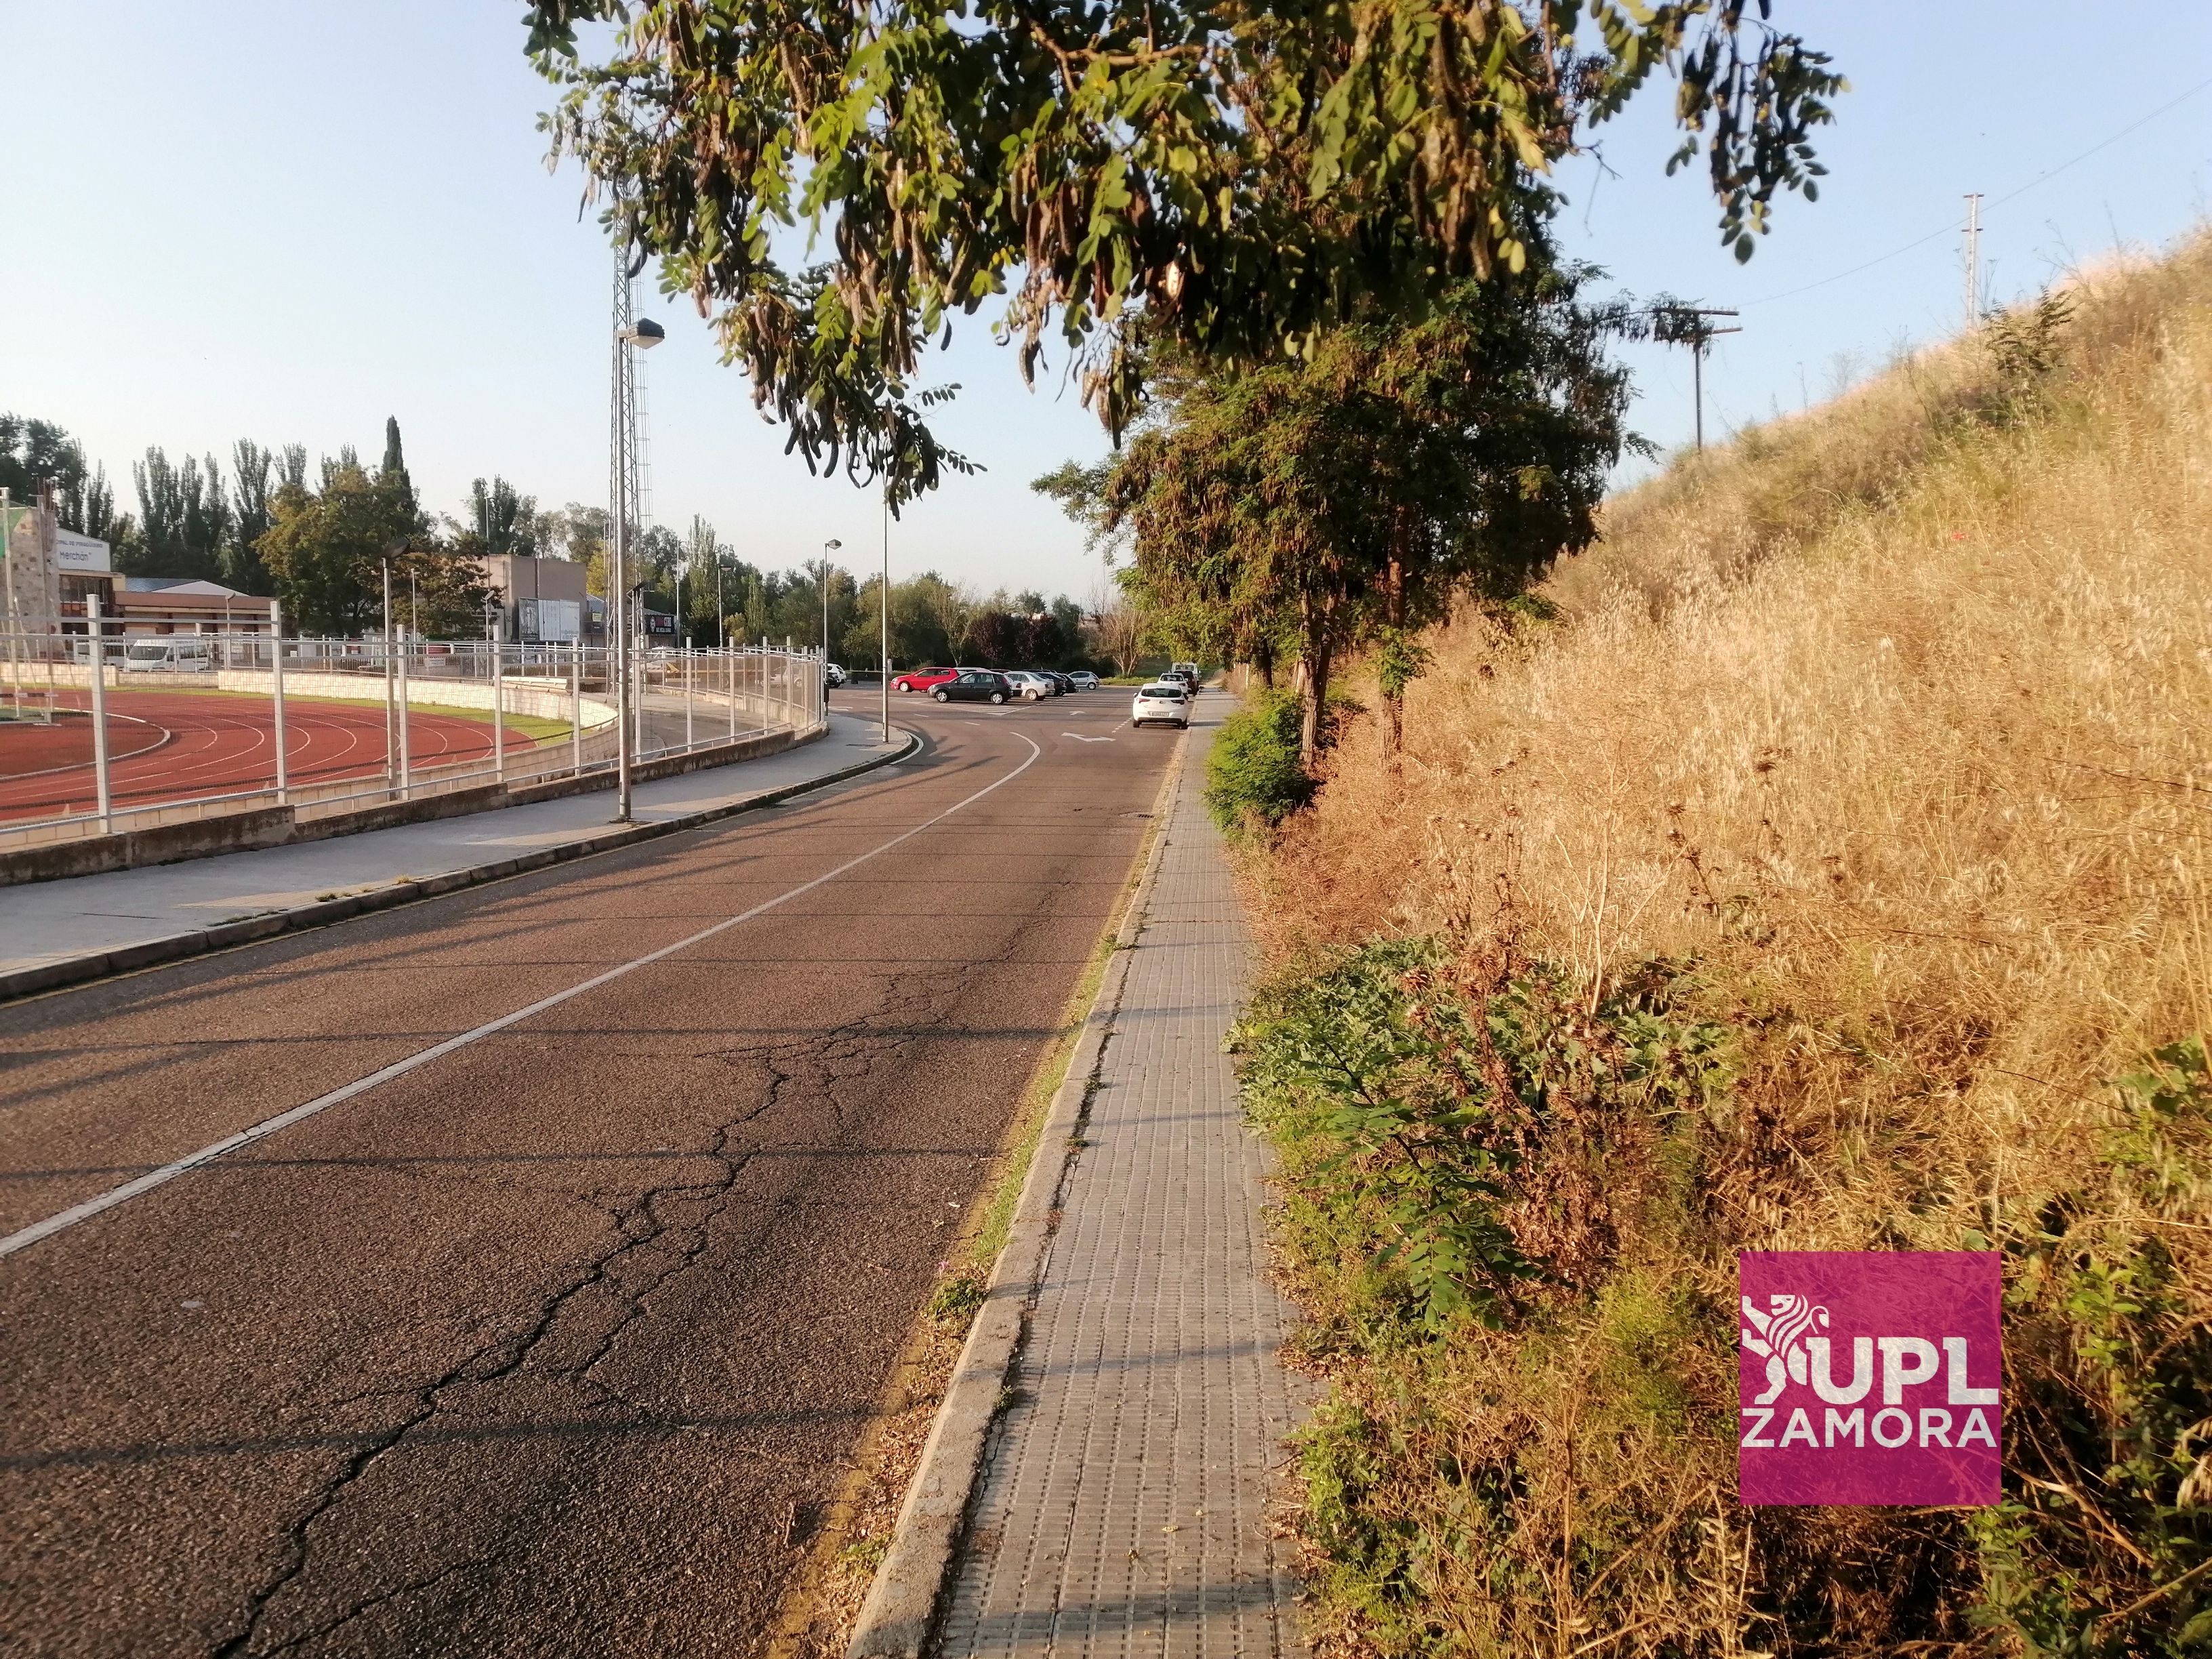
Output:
[{"left": 609, "top": 250, "right": 664, "bottom": 821}]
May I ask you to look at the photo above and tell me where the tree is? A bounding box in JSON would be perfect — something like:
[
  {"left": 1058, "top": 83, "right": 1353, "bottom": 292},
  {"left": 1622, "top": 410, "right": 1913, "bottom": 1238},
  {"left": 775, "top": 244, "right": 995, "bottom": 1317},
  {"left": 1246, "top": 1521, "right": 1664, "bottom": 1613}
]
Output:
[
  {"left": 1098, "top": 266, "right": 1635, "bottom": 761},
  {"left": 405, "top": 535, "right": 501, "bottom": 637},
  {"left": 226, "top": 441, "right": 279, "bottom": 594},
  {"left": 527, "top": 1, "right": 1837, "bottom": 480},
  {"left": 381, "top": 417, "right": 416, "bottom": 517},
  {"left": 1091, "top": 592, "right": 1148, "bottom": 678},
  {"left": 257, "top": 459, "right": 416, "bottom": 636},
  {"left": 461, "top": 477, "right": 540, "bottom": 556},
  {"left": 961, "top": 610, "right": 1024, "bottom": 668},
  {"left": 131, "top": 449, "right": 230, "bottom": 579},
  {"left": 540, "top": 502, "right": 609, "bottom": 564},
  {"left": 0, "top": 414, "right": 88, "bottom": 506}
]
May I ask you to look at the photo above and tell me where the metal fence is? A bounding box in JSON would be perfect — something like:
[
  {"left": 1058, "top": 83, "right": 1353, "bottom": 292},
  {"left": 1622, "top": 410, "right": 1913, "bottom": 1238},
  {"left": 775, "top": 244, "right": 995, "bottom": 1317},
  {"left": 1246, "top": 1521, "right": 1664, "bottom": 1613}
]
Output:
[{"left": 0, "top": 625, "right": 827, "bottom": 850}]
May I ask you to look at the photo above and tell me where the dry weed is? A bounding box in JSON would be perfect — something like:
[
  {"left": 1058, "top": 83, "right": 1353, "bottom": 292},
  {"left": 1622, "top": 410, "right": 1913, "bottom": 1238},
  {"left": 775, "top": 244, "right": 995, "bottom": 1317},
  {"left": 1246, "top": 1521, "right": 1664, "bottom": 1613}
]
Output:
[{"left": 1247, "top": 231, "right": 2212, "bottom": 1652}]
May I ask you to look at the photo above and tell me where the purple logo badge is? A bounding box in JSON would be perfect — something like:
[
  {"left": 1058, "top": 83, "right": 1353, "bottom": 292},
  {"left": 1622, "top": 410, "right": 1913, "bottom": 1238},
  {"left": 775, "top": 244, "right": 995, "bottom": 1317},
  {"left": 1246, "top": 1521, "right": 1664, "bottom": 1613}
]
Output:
[{"left": 1739, "top": 1251, "right": 2001, "bottom": 1507}]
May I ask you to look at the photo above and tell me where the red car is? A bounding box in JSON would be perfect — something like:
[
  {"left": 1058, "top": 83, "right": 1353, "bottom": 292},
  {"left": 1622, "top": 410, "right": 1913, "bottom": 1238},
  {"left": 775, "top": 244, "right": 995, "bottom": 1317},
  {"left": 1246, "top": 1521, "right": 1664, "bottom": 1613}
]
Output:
[{"left": 891, "top": 666, "right": 961, "bottom": 693}]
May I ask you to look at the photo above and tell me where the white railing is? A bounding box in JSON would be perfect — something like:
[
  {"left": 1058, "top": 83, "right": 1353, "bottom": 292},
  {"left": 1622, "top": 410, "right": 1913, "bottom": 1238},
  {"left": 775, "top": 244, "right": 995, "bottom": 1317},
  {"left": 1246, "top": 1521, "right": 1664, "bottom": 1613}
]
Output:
[{"left": 0, "top": 623, "right": 828, "bottom": 850}]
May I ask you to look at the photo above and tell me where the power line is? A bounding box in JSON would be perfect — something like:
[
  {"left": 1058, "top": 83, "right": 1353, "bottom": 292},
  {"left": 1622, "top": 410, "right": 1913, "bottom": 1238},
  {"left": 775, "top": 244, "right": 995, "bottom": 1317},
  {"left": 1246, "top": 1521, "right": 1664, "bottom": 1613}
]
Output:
[{"left": 1742, "top": 74, "right": 2212, "bottom": 310}]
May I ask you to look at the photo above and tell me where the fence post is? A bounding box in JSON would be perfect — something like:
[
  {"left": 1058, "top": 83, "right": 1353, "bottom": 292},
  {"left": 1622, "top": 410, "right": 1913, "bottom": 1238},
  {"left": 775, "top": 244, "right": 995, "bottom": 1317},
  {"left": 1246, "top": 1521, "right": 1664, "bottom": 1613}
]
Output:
[
  {"left": 570, "top": 640, "right": 583, "bottom": 778},
  {"left": 491, "top": 631, "right": 506, "bottom": 785},
  {"left": 270, "top": 599, "right": 289, "bottom": 805},
  {"left": 396, "top": 628, "right": 412, "bottom": 798},
  {"left": 684, "top": 647, "right": 695, "bottom": 751},
  {"left": 726, "top": 644, "right": 735, "bottom": 739},
  {"left": 86, "top": 593, "right": 112, "bottom": 832}
]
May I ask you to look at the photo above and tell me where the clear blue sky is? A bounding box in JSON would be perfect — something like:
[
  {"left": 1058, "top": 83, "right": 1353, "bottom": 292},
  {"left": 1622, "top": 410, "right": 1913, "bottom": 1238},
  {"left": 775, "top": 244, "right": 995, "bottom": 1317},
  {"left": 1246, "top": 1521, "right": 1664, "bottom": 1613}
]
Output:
[{"left": 2, "top": 4, "right": 2207, "bottom": 597}]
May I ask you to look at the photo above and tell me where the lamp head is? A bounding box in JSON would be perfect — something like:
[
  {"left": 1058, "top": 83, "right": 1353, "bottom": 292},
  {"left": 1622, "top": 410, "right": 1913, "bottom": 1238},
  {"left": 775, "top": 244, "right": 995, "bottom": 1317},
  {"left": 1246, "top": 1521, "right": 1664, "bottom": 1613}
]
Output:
[{"left": 617, "top": 318, "right": 666, "bottom": 350}]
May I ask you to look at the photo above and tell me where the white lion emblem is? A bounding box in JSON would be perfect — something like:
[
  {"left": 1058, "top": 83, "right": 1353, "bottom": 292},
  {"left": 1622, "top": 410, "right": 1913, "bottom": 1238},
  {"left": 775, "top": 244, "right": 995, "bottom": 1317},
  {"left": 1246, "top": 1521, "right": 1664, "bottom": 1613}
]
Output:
[{"left": 1741, "top": 1294, "right": 1831, "bottom": 1406}]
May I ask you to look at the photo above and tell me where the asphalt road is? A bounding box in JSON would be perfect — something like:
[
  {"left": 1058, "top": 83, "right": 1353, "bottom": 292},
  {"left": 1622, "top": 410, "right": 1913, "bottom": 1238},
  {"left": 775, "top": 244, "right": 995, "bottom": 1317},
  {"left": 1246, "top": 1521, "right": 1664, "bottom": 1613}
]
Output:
[{"left": 0, "top": 689, "right": 1170, "bottom": 1657}]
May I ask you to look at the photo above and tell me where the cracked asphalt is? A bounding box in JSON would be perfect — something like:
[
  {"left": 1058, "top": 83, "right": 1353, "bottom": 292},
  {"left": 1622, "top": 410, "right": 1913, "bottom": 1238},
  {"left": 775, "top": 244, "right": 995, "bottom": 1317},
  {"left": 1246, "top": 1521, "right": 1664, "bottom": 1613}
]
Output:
[{"left": 0, "top": 691, "right": 1170, "bottom": 1657}]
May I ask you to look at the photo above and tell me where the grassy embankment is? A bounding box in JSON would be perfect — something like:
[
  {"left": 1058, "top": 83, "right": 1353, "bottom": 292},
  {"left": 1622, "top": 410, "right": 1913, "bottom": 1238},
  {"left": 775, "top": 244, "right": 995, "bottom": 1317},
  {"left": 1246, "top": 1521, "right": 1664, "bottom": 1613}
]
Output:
[{"left": 1225, "top": 233, "right": 2212, "bottom": 1653}]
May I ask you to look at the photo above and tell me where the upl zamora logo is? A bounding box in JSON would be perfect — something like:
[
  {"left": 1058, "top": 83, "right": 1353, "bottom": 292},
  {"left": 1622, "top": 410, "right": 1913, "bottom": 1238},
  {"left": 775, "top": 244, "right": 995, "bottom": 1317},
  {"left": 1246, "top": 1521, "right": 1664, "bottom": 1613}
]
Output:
[{"left": 1738, "top": 1251, "right": 2001, "bottom": 1506}]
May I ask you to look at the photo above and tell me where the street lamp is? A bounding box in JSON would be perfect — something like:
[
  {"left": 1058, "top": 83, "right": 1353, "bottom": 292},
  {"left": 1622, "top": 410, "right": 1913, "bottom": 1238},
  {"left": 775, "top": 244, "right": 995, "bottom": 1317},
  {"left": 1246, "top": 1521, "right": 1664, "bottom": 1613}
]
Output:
[{"left": 821, "top": 539, "right": 840, "bottom": 669}]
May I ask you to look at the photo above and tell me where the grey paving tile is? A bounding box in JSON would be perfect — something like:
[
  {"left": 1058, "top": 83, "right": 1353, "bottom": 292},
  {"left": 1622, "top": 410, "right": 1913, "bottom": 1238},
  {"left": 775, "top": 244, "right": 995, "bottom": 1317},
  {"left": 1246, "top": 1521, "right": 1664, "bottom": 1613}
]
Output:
[{"left": 940, "top": 703, "right": 1312, "bottom": 1659}]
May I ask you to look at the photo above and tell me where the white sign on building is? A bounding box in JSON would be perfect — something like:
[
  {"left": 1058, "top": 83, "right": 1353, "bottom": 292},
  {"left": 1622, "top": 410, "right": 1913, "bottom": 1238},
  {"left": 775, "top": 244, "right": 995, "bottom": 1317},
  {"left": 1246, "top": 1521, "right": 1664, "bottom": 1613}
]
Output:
[
  {"left": 532, "top": 598, "right": 582, "bottom": 642},
  {"left": 54, "top": 529, "right": 111, "bottom": 573}
]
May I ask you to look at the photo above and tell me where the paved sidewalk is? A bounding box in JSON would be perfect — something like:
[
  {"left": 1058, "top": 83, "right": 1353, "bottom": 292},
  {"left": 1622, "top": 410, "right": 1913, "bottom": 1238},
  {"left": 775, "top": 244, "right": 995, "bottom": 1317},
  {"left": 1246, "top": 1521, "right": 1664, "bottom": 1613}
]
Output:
[
  {"left": 0, "top": 714, "right": 902, "bottom": 982},
  {"left": 938, "top": 712, "right": 1312, "bottom": 1657}
]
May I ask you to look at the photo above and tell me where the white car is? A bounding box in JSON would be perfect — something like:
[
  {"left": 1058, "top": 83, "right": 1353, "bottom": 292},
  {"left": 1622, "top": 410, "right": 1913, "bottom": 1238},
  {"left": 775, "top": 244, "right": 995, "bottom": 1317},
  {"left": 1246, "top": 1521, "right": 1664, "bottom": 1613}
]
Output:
[
  {"left": 1004, "top": 671, "right": 1054, "bottom": 701},
  {"left": 1130, "top": 682, "right": 1191, "bottom": 729},
  {"left": 122, "top": 640, "right": 213, "bottom": 674}
]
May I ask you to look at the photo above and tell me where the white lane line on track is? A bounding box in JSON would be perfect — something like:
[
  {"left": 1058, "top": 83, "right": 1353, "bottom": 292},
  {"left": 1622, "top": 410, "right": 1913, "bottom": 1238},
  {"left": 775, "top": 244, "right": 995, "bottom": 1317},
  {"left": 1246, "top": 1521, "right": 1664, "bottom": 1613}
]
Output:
[{"left": 0, "top": 732, "right": 1043, "bottom": 1263}]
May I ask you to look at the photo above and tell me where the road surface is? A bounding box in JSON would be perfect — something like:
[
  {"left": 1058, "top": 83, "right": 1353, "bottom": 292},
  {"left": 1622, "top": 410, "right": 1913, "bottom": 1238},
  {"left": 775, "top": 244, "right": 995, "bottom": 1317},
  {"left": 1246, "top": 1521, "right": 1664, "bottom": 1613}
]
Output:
[{"left": 0, "top": 690, "right": 1164, "bottom": 1656}]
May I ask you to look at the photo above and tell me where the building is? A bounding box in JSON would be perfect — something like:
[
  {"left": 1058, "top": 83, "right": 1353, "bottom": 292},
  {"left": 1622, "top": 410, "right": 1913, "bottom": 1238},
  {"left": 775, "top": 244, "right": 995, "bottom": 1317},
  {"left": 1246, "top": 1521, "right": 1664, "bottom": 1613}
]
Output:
[
  {"left": 110, "top": 577, "right": 270, "bottom": 636},
  {"left": 479, "top": 553, "right": 592, "bottom": 644}
]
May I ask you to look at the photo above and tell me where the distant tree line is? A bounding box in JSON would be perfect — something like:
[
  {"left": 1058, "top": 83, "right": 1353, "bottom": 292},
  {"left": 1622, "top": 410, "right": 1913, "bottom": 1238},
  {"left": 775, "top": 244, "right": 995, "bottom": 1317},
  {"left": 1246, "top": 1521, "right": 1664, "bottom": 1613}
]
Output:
[{"left": 4, "top": 412, "right": 1109, "bottom": 663}]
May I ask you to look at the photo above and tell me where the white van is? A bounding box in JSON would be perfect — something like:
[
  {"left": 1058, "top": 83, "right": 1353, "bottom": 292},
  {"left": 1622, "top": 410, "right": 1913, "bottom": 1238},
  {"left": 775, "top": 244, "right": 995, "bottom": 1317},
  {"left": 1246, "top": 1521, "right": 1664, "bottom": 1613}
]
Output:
[{"left": 122, "top": 639, "right": 214, "bottom": 674}]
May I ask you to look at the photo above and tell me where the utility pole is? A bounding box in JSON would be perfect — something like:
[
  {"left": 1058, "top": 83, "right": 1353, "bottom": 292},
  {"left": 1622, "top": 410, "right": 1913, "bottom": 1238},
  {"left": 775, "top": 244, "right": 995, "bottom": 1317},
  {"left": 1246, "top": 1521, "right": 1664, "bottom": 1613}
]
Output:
[
  {"left": 1651, "top": 304, "right": 1742, "bottom": 451},
  {"left": 1963, "top": 192, "right": 1984, "bottom": 333}
]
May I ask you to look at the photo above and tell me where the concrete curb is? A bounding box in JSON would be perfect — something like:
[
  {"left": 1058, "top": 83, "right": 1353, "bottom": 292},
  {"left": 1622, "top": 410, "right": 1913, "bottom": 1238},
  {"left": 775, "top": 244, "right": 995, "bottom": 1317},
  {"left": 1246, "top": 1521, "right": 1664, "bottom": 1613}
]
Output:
[
  {"left": 846, "top": 726, "right": 1191, "bottom": 1659},
  {"left": 0, "top": 728, "right": 922, "bottom": 1007}
]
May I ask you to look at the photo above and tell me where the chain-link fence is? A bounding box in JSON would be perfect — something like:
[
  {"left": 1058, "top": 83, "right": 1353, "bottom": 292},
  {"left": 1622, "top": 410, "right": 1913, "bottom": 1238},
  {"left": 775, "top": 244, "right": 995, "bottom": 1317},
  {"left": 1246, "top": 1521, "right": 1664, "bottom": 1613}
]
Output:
[{"left": 0, "top": 625, "right": 827, "bottom": 849}]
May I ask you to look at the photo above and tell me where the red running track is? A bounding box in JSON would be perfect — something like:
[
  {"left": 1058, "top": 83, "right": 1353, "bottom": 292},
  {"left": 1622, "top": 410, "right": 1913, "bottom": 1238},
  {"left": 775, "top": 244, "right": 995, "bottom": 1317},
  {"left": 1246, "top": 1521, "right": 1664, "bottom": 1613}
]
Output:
[{"left": 0, "top": 690, "right": 533, "bottom": 825}]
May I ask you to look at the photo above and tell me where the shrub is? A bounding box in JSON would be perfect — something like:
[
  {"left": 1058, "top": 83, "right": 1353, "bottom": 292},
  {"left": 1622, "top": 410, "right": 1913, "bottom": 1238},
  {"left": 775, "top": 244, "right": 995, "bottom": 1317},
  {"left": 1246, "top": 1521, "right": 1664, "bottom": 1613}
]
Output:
[{"left": 1204, "top": 687, "right": 1313, "bottom": 835}]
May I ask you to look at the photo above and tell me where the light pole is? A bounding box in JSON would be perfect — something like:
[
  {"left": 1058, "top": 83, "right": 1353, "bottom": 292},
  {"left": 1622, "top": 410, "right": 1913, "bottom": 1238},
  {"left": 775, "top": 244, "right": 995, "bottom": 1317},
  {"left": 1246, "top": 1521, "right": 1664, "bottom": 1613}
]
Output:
[
  {"left": 611, "top": 284, "right": 665, "bottom": 821},
  {"left": 821, "top": 539, "right": 840, "bottom": 670}
]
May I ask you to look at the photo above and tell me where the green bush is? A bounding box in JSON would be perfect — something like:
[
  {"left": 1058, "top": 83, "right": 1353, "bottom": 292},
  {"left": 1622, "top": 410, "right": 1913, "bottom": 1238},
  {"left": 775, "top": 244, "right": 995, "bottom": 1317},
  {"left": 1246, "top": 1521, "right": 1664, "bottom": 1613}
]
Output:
[{"left": 1204, "top": 689, "right": 1313, "bottom": 835}]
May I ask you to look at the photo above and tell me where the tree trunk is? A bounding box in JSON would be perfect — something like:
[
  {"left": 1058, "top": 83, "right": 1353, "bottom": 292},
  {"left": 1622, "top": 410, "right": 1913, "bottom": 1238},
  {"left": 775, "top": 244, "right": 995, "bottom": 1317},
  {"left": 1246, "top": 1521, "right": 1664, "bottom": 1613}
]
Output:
[
  {"left": 1385, "top": 548, "right": 1406, "bottom": 762},
  {"left": 1296, "top": 594, "right": 1330, "bottom": 767},
  {"left": 1252, "top": 636, "right": 1275, "bottom": 691}
]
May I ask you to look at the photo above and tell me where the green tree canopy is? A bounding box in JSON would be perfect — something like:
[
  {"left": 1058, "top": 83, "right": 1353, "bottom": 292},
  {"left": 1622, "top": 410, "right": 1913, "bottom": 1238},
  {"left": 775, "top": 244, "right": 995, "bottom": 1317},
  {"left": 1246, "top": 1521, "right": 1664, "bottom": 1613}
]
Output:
[
  {"left": 462, "top": 476, "right": 541, "bottom": 556},
  {"left": 1091, "top": 264, "right": 1635, "bottom": 758},
  {"left": 527, "top": 0, "right": 1837, "bottom": 485},
  {"left": 131, "top": 449, "right": 230, "bottom": 580},
  {"left": 257, "top": 460, "right": 418, "bottom": 635}
]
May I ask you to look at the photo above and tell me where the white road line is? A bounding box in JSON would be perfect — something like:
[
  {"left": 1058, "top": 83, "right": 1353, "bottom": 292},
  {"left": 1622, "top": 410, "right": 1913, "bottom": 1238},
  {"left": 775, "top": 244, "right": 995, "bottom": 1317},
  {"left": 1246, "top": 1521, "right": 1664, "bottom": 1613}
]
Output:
[{"left": 0, "top": 733, "right": 1044, "bottom": 1263}]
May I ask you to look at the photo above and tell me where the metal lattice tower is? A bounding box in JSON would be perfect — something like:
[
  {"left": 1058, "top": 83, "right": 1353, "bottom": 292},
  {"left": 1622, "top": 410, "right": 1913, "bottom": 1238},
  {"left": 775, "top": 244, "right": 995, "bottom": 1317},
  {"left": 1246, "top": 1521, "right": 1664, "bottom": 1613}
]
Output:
[{"left": 610, "top": 251, "right": 644, "bottom": 631}]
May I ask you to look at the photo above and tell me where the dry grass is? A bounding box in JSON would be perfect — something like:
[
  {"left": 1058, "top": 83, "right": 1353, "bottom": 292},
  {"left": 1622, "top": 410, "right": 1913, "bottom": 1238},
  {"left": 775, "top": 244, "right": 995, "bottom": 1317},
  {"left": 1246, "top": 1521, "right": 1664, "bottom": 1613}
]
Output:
[{"left": 1243, "top": 231, "right": 2212, "bottom": 1652}]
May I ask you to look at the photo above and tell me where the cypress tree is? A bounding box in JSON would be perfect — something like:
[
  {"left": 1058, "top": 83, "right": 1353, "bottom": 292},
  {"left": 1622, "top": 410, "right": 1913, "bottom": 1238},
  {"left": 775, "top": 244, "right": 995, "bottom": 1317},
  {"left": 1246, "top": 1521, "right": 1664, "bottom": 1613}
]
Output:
[{"left": 380, "top": 416, "right": 416, "bottom": 518}]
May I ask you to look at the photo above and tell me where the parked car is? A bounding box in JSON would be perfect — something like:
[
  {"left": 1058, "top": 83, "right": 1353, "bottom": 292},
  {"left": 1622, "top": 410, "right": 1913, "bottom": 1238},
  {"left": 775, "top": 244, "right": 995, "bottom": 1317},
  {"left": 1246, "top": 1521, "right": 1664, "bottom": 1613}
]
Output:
[
  {"left": 933, "top": 670, "right": 1015, "bottom": 705},
  {"left": 825, "top": 661, "right": 848, "bottom": 688},
  {"left": 1004, "top": 670, "right": 1054, "bottom": 701},
  {"left": 122, "top": 639, "right": 214, "bottom": 674},
  {"left": 892, "top": 666, "right": 960, "bottom": 693},
  {"left": 1130, "top": 681, "right": 1191, "bottom": 729},
  {"left": 1068, "top": 671, "right": 1101, "bottom": 691},
  {"left": 1042, "top": 671, "right": 1073, "bottom": 694}
]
